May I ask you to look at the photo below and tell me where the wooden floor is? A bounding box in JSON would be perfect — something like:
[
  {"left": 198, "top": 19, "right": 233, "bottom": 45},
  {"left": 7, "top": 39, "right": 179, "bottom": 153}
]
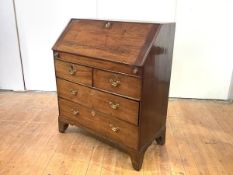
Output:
[{"left": 0, "top": 92, "right": 233, "bottom": 175}]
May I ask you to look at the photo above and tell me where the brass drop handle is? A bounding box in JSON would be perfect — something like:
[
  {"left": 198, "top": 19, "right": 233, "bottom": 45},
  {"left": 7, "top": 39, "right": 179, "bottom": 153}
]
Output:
[
  {"left": 70, "top": 90, "right": 78, "bottom": 96},
  {"left": 110, "top": 124, "right": 120, "bottom": 133},
  {"left": 71, "top": 109, "right": 79, "bottom": 116},
  {"left": 109, "top": 101, "right": 120, "bottom": 110},
  {"left": 109, "top": 79, "right": 120, "bottom": 87},
  {"left": 69, "top": 64, "right": 77, "bottom": 75}
]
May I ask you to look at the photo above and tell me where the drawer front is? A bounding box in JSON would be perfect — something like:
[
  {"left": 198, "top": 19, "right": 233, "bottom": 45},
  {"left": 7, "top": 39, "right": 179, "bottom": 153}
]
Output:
[
  {"left": 59, "top": 98, "right": 138, "bottom": 150},
  {"left": 55, "top": 59, "right": 92, "bottom": 86},
  {"left": 57, "top": 78, "right": 139, "bottom": 125},
  {"left": 93, "top": 69, "right": 141, "bottom": 99}
]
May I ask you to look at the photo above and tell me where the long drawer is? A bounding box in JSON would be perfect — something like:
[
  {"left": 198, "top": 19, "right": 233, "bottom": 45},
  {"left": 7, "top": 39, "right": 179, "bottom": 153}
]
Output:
[
  {"left": 57, "top": 78, "right": 139, "bottom": 125},
  {"left": 59, "top": 98, "right": 138, "bottom": 150}
]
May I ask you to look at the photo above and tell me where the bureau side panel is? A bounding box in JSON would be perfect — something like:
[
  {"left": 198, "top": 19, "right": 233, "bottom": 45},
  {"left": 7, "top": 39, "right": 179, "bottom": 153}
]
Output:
[{"left": 139, "top": 23, "right": 176, "bottom": 148}]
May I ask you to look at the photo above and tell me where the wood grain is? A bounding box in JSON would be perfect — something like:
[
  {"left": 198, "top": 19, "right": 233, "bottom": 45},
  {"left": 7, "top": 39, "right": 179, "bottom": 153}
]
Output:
[
  {"left": 139, "top": 24, "right": 176, "bottom": 148},
  {"left": 1, "top": 92, "right": 233, "bottom": 174},
  {"left": 53, "top": 19, "right": 159, "bottom": 66},
  {"left": 93, "top": 69, "right": 141, "bottom": 100},
  {"left": 55, "top": 59, "right": 92, "bottom": 86},
  {"left": 57, "top": 78, "right": 139, "bottom": 125},
  {"left": 58, "top": 98, "right": 139, "bottom": 150}
]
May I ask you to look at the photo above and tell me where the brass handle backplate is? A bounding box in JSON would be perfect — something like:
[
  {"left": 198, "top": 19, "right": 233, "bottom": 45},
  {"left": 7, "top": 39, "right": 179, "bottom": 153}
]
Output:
[
  {"left": 71, "top": 109, "right": 79, "bottom": 116},
  {"left": 69, "top": 64, "right": 77, "bottom": 75},
  {"left": 109, "top": 79, "right": 120, "bottom": 87},
  {"left": 109, "top": 101, "right": 120, "bottom": 110},
  {"left": 110, "top": 124, "right": 120, "bottom": 133},
  {"left": 70, "top": 90, "right": 78, "bottom": 96}
]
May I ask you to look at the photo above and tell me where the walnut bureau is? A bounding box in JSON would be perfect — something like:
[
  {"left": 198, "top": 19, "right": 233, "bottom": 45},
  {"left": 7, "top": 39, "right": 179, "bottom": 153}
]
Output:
[{"left": 52, "top": 19, "right": 175, "bottom": 170}]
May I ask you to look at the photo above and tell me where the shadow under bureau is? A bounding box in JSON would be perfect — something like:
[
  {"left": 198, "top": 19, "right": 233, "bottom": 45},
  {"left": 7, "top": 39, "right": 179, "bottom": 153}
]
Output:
[{"left": 52, "top": 19, "right": 175, "bottom": 170}]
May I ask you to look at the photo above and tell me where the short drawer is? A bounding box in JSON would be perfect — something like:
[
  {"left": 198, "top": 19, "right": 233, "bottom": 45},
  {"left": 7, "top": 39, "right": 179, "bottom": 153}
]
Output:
[
  {"left": 59, "top": 98, "right": 138, "bottom": 150},
  {"left": 55, "top": 59, "right": 92, "bottom": 86},
  {"left": 57, "top": 78, "right": 139, "bottom": 125},
  {"left": 93, "top": 69, "right": 141, "bottom": 100}
]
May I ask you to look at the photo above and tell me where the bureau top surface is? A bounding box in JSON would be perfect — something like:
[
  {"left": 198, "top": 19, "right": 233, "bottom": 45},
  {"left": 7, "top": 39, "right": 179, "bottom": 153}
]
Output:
[{"left": 53, "top": 19, "right": 160, "bottom": 66}]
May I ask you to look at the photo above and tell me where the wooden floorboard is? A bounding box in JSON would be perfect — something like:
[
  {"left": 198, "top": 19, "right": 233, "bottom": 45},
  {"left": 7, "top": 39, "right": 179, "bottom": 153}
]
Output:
[{"left": 0, "top": 92, "right": 233, "bottom": 175}]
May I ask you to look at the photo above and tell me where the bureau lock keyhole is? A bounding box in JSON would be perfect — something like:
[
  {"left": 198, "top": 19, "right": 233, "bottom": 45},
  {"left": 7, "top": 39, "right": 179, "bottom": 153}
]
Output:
[
  {"left": 91, "top": 110, "right": 96, "bottom": 117},
  {"left": 105, "top": 22, "right": 111, "bottom": 29}
]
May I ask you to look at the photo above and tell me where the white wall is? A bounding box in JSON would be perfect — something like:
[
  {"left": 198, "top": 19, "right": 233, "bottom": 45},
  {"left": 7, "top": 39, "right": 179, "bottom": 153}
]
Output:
[
  {"left": 169, "top": 0, "right": 233, "bottom": 99},
  {"left": 96, "top": 0, "right": 176, "bottom": 22},
  {"left": 0, "top": 0, "right": 24, "bottom": 90},
  {"left": 229, "top": 71, "right": 233, "bottom": 100},
  {"left": 14, "top": 0, "right": 96, "bottom": 90}
]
